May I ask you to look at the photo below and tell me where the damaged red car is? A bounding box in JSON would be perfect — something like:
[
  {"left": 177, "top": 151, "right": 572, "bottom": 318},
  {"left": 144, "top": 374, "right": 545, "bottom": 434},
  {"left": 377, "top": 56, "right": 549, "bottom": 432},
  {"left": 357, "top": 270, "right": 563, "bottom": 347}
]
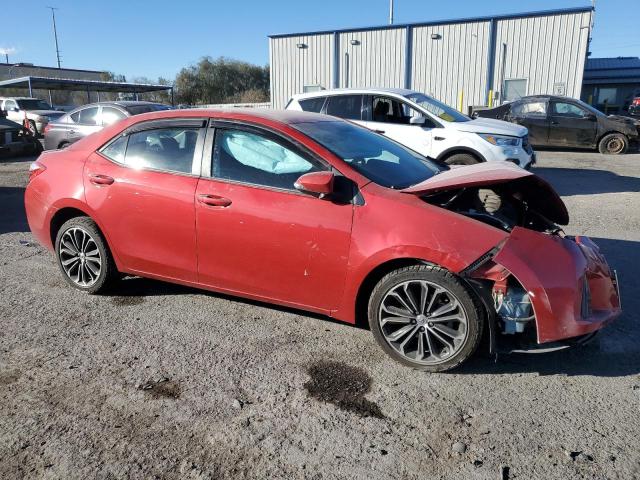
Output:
[{"left": 24, "top": 109, "right": 622, "bottom": 371}]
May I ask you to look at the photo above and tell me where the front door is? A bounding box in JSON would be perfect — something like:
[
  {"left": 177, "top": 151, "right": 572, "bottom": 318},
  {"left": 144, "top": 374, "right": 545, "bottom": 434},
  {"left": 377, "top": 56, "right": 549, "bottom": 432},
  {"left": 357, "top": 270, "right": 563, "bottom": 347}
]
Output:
[
  {"left": 548, "top": 101, "right": 598, "bottom": 148},
  {"left": 84, "top": 119, "right": 205, "bottom": 281},
  {"left": 360, "top": 95, "right": 435, "bottom": 157},
  {"left": 195, "top": 124, "right": 353, "bottom": 311}
]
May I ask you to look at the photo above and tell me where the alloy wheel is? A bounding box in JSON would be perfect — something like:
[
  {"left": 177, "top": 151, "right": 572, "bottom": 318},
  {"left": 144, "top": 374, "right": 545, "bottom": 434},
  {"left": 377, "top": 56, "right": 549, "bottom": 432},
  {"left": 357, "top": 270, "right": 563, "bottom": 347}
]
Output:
[
  {"left": 58, "top": 227, "right": 102, "bottom": 287},
  {"left": 378, "top": 280, "right": 468, "bottom": 365}
]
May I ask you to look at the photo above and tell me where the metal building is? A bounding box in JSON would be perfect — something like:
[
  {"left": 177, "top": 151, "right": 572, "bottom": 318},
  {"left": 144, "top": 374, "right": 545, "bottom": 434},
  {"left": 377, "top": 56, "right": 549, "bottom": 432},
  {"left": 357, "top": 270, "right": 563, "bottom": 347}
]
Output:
[{"left": 269, "top": 7, "right": 593, "bottom": 110}]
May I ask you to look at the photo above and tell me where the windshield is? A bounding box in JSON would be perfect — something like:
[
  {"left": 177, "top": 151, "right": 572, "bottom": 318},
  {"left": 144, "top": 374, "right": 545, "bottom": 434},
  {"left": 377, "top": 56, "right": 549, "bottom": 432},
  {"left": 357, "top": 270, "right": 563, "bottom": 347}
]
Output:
[
  {"left": 293, "top": 120, "right": 443, "bottom": 189},
  {"left": 125, "top": 104, "right": 172, "bottom": 115},
  {"left": 405, "top": 92, "right": 470, "bottom": 123},
  {"left": 16, "top": 99, "right": 53, "bottom": 111},
  {"left": 573, "top": 99, "right": 606, "bottom": 117}
]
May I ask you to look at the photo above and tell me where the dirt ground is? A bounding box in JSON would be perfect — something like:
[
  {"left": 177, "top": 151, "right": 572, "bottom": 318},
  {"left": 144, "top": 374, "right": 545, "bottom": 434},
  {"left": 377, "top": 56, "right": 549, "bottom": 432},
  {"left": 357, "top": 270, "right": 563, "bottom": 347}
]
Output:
[{"left": 0, "top": 149, "right": 639, "bottom": 479}]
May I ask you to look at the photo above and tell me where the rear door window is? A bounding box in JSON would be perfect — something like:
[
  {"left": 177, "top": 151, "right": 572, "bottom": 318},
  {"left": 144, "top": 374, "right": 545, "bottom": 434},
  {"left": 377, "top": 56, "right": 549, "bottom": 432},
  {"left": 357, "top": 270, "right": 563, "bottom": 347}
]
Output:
[
  {"left": 124, "top": 127, "right": 200, "bottom": 173},
  {"left": 298, "top": 97, "right": 327, "bottom": 113},
  {"left": 511, "top": 101, "right": 547, "bottom": 118},
  {"left": 325, "top": 95, "right": 363, "bottom": 120},
  {"left": 75, "top": 107, "right": 100, "bottom": 125}
]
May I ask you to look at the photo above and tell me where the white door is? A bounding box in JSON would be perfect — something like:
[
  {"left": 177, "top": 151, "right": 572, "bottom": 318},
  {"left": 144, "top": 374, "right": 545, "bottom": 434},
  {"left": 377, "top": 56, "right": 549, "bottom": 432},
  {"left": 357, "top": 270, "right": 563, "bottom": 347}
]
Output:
[{"left": 359, "top": 95, "right": 435, "bottom": 158}]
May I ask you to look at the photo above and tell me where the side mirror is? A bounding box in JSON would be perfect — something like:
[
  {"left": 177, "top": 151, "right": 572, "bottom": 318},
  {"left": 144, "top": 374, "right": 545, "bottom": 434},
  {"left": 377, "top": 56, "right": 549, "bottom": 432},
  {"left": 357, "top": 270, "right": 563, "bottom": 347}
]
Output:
[
  {"left": 410, "top": 115, "right": 427, "bottom": 125},
  {"left": 294, "top": 171, "right": 335, "bottom": 198},
  {"left": 586, "top": 113, "right": 597, "bottom": 121}
]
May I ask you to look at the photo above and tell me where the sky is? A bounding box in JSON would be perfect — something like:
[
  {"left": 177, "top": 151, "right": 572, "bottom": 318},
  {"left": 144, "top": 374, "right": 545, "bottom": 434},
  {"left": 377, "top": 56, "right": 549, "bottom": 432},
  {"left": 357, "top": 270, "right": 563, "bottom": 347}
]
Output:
[{"left": 1, "top": 0, "right": 638, "bottom": 80}]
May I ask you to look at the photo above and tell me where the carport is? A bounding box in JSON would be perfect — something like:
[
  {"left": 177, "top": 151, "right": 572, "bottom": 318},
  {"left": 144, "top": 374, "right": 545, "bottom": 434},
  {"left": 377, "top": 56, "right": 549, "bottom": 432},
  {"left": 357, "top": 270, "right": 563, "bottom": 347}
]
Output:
[{"left": 0, "top": 76, "right": 174, "bottom": 105}]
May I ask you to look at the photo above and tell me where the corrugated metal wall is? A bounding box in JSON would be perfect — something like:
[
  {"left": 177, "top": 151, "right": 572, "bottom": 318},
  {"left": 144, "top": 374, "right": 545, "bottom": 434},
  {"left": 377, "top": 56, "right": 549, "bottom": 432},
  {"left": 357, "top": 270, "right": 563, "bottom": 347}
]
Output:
[
  {"left": 411, "top": 21, "right": 490, "bottom": 107},
  {"left": 269, "top": 9, "right": 592, "bottom": 110},
  {"left": 492, "top": 11, "right": 592, "bottom": 101},
  {"left": 338, "top": 28, "right": 406, "bottom": 89},
  {"left": 269, "top": 33, "right": 334, "bottom": 109}
]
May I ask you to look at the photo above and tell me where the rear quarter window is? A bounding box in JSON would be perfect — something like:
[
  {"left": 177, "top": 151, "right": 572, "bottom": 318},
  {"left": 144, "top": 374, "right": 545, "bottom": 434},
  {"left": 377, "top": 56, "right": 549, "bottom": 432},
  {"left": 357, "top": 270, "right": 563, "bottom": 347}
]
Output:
[{"left": 298, "top": 97, "right": 326, "bottom": 113}]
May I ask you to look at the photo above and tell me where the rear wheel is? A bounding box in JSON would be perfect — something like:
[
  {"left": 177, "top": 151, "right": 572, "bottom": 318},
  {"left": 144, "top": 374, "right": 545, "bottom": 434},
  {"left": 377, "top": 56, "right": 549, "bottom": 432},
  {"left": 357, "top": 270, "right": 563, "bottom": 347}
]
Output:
[
  {"left": 58, "top": 141, "right": 70, "bottom": 150},
  {"left": 54, "top": 217, "right": 118, "bottom": 294},
  {"left": 444, "top": 153, "right": 479, "bottom": 165},
  {"left": 368, "top": 265, "right": 483, "bottom": 372},
  {"left": 598, "top": 133, "right": 628, "bottom": 155}
]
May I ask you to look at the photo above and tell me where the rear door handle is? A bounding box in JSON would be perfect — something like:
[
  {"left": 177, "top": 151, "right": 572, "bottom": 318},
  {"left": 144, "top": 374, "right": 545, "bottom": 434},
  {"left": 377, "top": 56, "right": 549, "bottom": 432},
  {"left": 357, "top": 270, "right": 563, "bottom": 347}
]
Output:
[
  {"left": 198, "top": 194, "right": 232, "bottom": 207},
  {"left": 89, "top": 174, "right": 114, "bottom": 185},
  {"left": 551, "top": 121, "right": 559, "bottom": 125},
  {"left": 374, "top": 129, "right": 385, "bottom": 134}
]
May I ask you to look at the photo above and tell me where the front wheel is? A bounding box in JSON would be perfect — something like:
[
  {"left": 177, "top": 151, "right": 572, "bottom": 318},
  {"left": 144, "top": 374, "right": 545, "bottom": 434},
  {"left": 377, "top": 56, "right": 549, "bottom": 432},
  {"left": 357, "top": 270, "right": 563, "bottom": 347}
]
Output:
[
  {"left": 368, "top": 265, "right": 483, "bottom": 372},
  {"left": 598, "top": 133, "right": 628, "bottom": 155},
  {"left": 54, "top": 216, "right": 119, "bottom": 294},
  {"left": 444, "top": 153, "right": 479, "bottom": 165}
]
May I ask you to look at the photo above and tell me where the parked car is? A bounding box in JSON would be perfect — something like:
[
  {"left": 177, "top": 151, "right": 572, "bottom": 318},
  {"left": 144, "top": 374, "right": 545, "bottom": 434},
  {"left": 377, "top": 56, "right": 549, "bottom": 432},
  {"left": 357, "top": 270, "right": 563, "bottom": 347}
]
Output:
[
  {"left": 287, "top": 88, "right": 535, "bottom": 169},
  {"left": 24, "top": 109, "right": 621, "bottom": 372},
  {"left": 0, "top": 116, "right": 42, "bottom": 157},
  {"left": 629, "top": 97, "right": 640, "bottom": 117},
  {"left": 44, "top": 101, "right": 172, "bottom": 150},
  {"left": 0, "top": 97, "right": 65, "bottom": 137},
  {"left": 475, "top": 95, "right": 639, "bottom": 154}
]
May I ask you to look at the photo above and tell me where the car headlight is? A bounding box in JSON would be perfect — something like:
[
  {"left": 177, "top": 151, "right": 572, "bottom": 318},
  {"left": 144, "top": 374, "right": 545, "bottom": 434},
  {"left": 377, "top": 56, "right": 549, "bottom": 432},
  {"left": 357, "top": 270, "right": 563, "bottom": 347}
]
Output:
[{"left": 477, "top": 133, "right": 520, "bottom": 147}]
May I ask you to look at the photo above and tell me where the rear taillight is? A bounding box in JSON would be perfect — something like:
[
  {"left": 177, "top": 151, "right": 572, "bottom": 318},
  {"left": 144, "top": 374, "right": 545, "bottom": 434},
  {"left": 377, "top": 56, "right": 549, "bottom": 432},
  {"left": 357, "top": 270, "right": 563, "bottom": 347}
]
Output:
[
  {"left": 28, "top": 161, "right": 46, "bottom": 183},
  {"left": 633, "top": 98, "right": 640, "bottom": 106}
]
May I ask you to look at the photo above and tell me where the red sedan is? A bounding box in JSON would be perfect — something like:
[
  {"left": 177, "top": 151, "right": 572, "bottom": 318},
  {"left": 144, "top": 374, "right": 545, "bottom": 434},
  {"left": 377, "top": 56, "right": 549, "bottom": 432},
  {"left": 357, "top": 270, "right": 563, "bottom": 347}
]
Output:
[{"left": 24, "top": 109, "right": 621, "bottom": 371}]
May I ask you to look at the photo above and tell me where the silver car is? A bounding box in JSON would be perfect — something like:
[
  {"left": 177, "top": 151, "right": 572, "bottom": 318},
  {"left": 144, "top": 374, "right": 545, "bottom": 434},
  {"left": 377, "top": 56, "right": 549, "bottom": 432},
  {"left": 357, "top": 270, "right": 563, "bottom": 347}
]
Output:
[
  {"left": 44, "top": 101, "right": 171, "bottom": 150},
  {"left": 0, "top": 97, "right": 65, "bottom": 136}
]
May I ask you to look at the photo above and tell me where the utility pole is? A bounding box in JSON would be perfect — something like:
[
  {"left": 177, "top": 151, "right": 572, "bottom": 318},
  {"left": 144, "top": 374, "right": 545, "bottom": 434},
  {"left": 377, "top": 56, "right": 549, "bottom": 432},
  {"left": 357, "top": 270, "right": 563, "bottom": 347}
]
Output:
[
  {"left": 389, "top": 0, "right": 394, "bottom": 25},
  {"left": 47, "top": 6, "right": 62, "bottom": 68}
]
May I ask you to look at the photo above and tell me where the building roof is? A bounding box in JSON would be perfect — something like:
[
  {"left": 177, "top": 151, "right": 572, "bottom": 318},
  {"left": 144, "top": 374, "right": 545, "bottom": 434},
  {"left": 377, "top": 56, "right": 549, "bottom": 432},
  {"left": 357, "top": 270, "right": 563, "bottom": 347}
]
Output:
[
  {"left": 269, "top": 6, "right": 593, "bottom": 38},
  {"left": 0, "top": 63, "right": 104, "bottom": 74},
  {"left": 583, "top": 57, "right": 640, "bottom": 85}
]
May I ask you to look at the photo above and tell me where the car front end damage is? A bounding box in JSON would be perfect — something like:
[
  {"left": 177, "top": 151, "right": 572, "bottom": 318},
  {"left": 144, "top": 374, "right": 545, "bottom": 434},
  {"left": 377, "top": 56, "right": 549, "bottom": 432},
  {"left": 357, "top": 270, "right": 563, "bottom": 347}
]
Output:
[
  {"left": 464, "top": 229, "right": 621, "bottom": 347},
  {"left": 402, "top": 162, "right": 621, "bottom": 350}
]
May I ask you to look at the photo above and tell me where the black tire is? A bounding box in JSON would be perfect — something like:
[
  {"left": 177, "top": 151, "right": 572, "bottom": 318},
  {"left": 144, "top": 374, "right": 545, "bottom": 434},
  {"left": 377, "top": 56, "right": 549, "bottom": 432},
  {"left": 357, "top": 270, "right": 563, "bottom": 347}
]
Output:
[
  {"left": 27, "top": 120, "right": 38, "bottom": 136},
  {"left": 58, "top": 141, "right": 70, "bottom": 150},
  {"left": 444, "top": 153, "right": 479, "bottom": 165},
  {"left": 368, "top": 265, "right": 483, "bottom": 372},
  {"left": 54, "top": 216, "right": 119, "bottom": 294},
  {"left": 598, "top": 133, "right": 628, "bottom": 155}
]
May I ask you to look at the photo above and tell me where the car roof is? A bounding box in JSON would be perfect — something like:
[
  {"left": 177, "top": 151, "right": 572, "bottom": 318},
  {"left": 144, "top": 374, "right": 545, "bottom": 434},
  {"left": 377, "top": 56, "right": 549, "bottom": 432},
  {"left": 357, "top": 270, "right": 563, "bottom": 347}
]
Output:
[
  {"left": 515, "top": 95, "right": 580, "bottom": 102},
  {"left": 166, "top": 108, "right": 335, "bottom": 125},
  {"left": 292, "top": 87, "right": 415, "bottom": 100}
]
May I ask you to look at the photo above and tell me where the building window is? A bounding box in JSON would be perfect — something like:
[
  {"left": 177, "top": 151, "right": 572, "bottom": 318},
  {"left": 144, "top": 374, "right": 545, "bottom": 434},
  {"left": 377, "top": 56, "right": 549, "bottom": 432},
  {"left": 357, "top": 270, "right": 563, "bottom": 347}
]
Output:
[{"left": 503, "top": 79, "right": 528, "bottom": 102}]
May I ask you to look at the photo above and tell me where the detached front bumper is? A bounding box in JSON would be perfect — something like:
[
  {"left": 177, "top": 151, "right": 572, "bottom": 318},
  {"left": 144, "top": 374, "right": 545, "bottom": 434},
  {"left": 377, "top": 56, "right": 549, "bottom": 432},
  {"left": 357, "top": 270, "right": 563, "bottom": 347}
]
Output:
[{"left": 492, "top": 228, "right": 621, "bottom": 344}]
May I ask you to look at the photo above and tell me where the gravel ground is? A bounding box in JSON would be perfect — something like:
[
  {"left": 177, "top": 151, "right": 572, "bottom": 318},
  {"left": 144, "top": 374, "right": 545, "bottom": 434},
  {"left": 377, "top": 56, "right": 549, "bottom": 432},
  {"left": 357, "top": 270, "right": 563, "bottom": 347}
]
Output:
[{"left": 0, "top": 150, "right": 639, "bottom": 479}]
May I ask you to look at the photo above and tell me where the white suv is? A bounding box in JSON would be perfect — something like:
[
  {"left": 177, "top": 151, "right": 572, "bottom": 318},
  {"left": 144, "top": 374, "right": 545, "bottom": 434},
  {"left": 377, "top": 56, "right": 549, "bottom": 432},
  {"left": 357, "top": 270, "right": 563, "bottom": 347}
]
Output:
[{"left": 286, "top": 88, "right": 535, "bottom": 168}]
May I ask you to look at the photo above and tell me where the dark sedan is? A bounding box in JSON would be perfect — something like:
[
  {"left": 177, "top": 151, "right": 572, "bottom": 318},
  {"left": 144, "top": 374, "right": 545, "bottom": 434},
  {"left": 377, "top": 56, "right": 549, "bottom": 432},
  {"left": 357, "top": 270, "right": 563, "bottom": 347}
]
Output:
[
  {"left": 44, "top": 101, "right": 171, "bottom": 150},
  {"left": 476, "top": 95, "right": 639, "bottom": 154}
]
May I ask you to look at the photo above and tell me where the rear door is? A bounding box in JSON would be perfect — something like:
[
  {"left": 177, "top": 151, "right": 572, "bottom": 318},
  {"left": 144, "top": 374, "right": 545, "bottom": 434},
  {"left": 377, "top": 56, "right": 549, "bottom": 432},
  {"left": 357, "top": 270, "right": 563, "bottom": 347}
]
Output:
[
  {"left": 68, "top": 107, "right": 103, "bottom": 143},
  {"left": 84, "top": 119, "right": 206, "bottom": 281},
  {"left": 548, "top": 101, "right": 598, "bottom": 148},
  {"left": 509, "top": 99, "right": 550, "bottom": 146},
  {"left": 361, "top": 95, "right": 436, "bottom": 157},
  {"left": 195, "top": 122, "right": 353, "bottom": 311}
]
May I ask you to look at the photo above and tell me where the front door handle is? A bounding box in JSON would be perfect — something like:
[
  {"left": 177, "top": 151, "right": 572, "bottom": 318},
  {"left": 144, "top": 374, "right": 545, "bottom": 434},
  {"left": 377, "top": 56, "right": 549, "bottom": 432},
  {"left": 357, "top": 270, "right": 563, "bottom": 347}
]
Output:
[
  {"left": 434, "top": 136, "right": 446, "bottom": 141},
  {"left": 551, "top": 121, "right": 559, "bottom": 125},
  {"left": 89, "top": 174, "right": 114, "bottom": 185},
  {"left": 374, "top": 129, "right": 385, "bottom": 134},
  {"left": 198, "top": 194, "right": 232, "bottom": 207}
]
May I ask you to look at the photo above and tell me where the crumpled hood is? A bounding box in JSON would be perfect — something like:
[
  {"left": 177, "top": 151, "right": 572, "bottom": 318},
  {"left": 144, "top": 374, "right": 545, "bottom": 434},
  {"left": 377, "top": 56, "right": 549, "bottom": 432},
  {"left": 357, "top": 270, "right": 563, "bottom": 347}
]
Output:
[
  {"left": 401, "top": 162, "right": 569, "bottom": 225},
  {"left": 452, "top": 117, "right": 528, "bottom": 137}
]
